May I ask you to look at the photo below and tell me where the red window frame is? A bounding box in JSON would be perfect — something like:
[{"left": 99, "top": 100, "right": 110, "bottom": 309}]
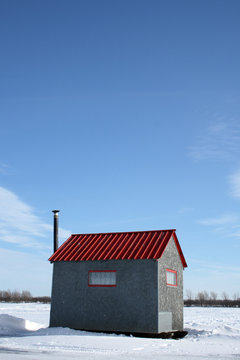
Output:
[
  {"left": 166, "top": 269, "right": 177, "bottom": 287},
  {"left": 88, "top": 270, "right": 116, "bottom": 287}
]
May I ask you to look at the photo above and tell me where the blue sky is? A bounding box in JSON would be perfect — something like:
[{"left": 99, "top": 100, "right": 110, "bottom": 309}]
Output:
[{"left": 0, "top": 0, "right": 240, "bottom": 297}]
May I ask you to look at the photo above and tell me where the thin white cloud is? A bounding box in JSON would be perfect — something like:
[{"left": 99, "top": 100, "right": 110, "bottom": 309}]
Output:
[
  {"left": 228, "top": 230, "right": 240, "bottom": 240},
  {"left": 197, "top": 212, "right": 240, "bottom": 246},
  {"left": 190, "top": 257, "right": 240, "bottom": 274},
  {"left": 178, "top": 207, "right": 194, "bottom": 214},
  {"left": 198, "top": 213, "right": 239, "bottom": 226},
  {"left": 229, "top": 170, "right": 240, "bottom": 199},
  {"left": 0, "top": 163, "right": 10, "bottom": 174},
  {"left": 0, "top": 186, "right": 71, "bottom": 249},
  {"left": 189, "top": 118, "right": 240, "bottom": 161}
]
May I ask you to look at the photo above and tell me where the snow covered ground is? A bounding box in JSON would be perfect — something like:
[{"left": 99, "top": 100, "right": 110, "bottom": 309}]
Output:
[{"left": 0, "top": 303, "right": 239, "bottom": 359}]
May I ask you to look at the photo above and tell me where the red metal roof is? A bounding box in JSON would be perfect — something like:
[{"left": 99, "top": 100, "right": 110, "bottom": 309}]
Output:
[{"left": 49, "top": 229, "right": 187, "bottom": 267}]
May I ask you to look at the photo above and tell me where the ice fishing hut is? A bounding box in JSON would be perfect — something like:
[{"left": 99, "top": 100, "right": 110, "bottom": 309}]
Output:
[{"left": 49, "top": 211, "right": 187, "bottom": 336}]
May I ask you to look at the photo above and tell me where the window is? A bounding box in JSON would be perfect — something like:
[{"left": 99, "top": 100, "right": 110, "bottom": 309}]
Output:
[
  {"left": 166, "top": 269, "right": 177, "bottom": 287},
  {"left": 88, "top": 270, "right": 116, "bottom": 287}
]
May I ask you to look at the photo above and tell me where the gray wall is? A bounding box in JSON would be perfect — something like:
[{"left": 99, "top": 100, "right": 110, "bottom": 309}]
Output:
[
  {"left": 50, "top": 259, "right": 159, "bottom": 333},
  {"left": 158, "top": 236, "right": 184, "bottom": 331}
]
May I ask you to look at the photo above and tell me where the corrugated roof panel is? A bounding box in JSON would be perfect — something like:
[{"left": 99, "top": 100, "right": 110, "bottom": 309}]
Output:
[
  {"left": 134, "top": 231, "right": 152, "bottom": 259},
  {"left": 140, "top": 231, "right": 158, "bottom": 259},
  {"left": 108, "top": 232, "right": 130, "bottom": 260},
  {"left": 74, "top": 233, "right": 99, "bottom": 261},
  {"left": 122, "top": 232, "right": 142, "bottom": 259},
  {"left": 153, "top": 231, "right": 170, "bottom": 259},
  {"left": 101, "top": 233, "right": 122, "bottom": 260},
  {"left": 115, "top": 232, "right": 135, "bottom": 260},
  {"left": 91, "top": 233, "right": 112, "bottom": 261},
  {"left": 127, "top": 232, "right": 146, "bottom": 259},
  {"left": 146, "top": 231, "right": 165, "bottom": 259},
  {"left": 66, "top": 234, "right": 89, "bottom": 261},
  {"left": 82, "top": 233, "right": 105, "bottom": 261},
  {"left": 103, "top": 233, "right": 126, "bottom": 260},
  {"left": 48, "top": 229, "right": 187, "bottom": 268},
  {"left": 53, "top": 234, "right": 78, "bottom": 262},
  {"left": 87, "top": 233, "right": 109, "bottom": 261}
]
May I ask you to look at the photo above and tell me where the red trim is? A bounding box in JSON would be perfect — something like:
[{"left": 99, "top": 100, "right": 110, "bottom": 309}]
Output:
[
  {"left": 166, "top": 268, "right": 177, "bottom": 287},
  {"left": 88, "top": 270, "right": 116, "bottom": 287},
  {"left": 172, "top": 232, "right": 188, "bottom": 268}
]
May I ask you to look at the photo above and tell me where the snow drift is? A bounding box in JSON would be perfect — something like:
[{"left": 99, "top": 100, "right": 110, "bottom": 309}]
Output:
[
  {"left": 0, "top": 303, "right": 239, "bottom": 359},
  {"left": 0, "top": 314, "right": 44, "bottom": 336}
]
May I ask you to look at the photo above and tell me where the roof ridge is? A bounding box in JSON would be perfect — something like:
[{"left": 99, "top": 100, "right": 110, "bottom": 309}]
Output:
[{"left": 71, "top": 229, "right": 176, "bottom": 236}]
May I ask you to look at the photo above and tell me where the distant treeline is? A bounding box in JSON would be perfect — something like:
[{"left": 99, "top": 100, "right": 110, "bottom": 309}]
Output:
[
  {"left": 1, "top": 288, "right": 240, "bottom": 307},
  {"left": 0, "top": 290, "right": 50, "bottom": 303},
  {"left": 185, "top": 290, "right": 240, "bottom": 307},
  {"left": 184, "top": 299, "right": 240, "bottom": 307}
]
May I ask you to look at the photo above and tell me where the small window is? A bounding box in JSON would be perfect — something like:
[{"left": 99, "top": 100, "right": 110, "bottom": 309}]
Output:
[
  {"left": 88, "top": 270, "right": 116, "bottom": 287},
  {"left": 166, "top": 269, "right": 177, "bottom": 287}
]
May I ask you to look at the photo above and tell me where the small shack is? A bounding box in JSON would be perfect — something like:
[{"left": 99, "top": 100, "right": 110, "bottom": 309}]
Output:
[{"left": 49, "top": 221, "right": 187, "bottom": 336}]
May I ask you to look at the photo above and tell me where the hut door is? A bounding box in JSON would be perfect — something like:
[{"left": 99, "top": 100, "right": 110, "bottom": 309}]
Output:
[{"left": 158, "top": 312, "right": 172, "bottom": 332}]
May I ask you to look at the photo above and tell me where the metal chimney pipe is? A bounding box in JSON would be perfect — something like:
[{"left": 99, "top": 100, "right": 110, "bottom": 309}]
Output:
[{"left": 52, "top": 210, "right": 60, "bottom": 252}]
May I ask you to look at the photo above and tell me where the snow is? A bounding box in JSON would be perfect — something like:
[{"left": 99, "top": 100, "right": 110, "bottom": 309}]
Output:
[{"left": 0, "top": 303, "right": 240, "bottom": 359}]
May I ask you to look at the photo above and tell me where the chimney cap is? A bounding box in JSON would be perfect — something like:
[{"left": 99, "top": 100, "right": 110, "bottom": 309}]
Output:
[{"left": 52, "top": 210, "right": 60, "bottom": 214}]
